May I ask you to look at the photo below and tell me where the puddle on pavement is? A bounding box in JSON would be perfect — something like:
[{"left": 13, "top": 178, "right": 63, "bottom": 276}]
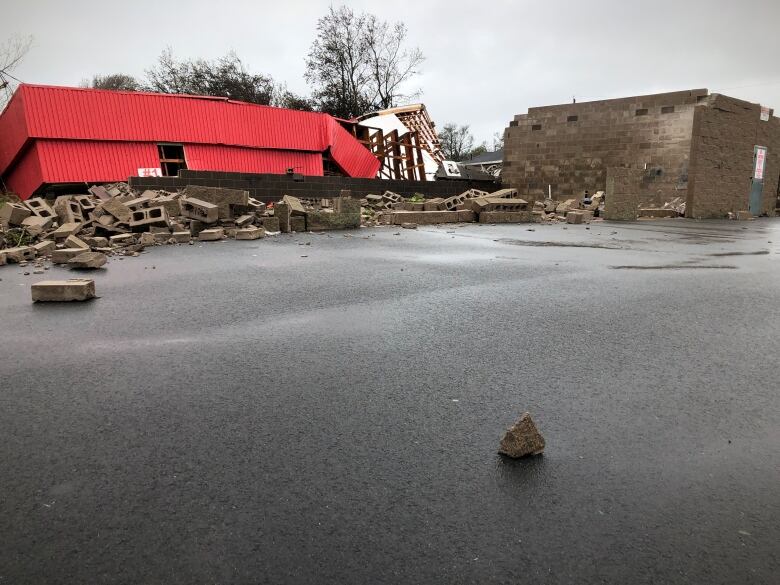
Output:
[{"left": 498, "top": 239, "right": 623, "bottom": 250}]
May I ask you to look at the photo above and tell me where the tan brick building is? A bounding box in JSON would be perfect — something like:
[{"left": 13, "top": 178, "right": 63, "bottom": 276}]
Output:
[{"left": 503, "top": 89, "right": 780, "bottom": 218}]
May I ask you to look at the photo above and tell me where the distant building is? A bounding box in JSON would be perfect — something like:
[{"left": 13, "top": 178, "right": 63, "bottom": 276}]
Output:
[
  {"left": 0, "top": 84, "right": 380, "bottom": 199},
  {"left": 503, "top": 89, "right": 780, "bottom": 218}
]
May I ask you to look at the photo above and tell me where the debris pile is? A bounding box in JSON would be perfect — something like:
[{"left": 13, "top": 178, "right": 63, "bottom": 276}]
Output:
[{"left": 0, "top": 183, "right": 278, "bottom": 271}]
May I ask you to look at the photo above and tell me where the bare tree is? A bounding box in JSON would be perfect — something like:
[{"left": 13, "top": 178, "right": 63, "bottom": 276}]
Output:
[
  {"left": 0, "top": 35, "right": 33, "bottom": 107},
  {"left": 364, "top": 18, "right": 423, "bottom": 110},
  {"left": 439, "top": 123, "right": 475, "bottom": 162},
  {"left": 81, "top": 73, "right": 141, "bottom": 92},
  {"left": 305, "top": 6, "right": 424, "bottom": 118},
  {"left": 145, "top": 48, "right": 276, "bottom": 105}
]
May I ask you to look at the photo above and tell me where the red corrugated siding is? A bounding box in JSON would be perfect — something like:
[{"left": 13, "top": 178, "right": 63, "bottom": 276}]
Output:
[
  {"left": 15, "top": 85, "right": 379, "bottom": 177},
  {"left": 4, "top": 143, "right": 43, "bottom": 198},
  {"left": 185, "top": 144, "right": 323, "bottom": 175},
  {"left": 37, "top": 140, "right": 160, "bottom": 184},
  {"left": 0, "top": 90, "right": 30, "bottom": 174}
]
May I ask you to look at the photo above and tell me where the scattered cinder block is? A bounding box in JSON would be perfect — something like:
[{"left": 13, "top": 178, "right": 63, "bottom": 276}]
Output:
[
  {"left": 638, "top": 208, "right": 677, "bottom": 218},
  {"left": 64, "top": 234, "right": 90, "bottom": 249},
  {"left": 31, "top": 279, "right": 96, "bottom": 302},
  {"left": 306, "top": 210, "right": 360, "bottom": 231},
  {"left": 282, "top": 195, "right": 307, "bottom": 216},
  {"left": 478, "top": 211, "right": 532, "bottom": 223},
  {"left": 172, "top": 231, "right": 191, "bottom": 243},
  {"left": 4, "top": 246, "right": 36, "bottom": 263},
  {"left": 32, "top": 240, "right": 56, "bottom": 256},
  {"left": 236, "top": 226, "right": 266, "bottom": 240},
  {"left": 290, "top": 216, "right": 306, "bottom": 232},
  {"left": 88, "top": 185, "right": 112, "bottom": 202},
  {"left": 109, "top": 233, "right": 136, "bottom": 247},
  {"left": 53, "top": 197, "right": 84, "bottom": 224},
  {"left": 25, "top": 197, "right": 56, "bottom": 219},
  {"left": 0, "top": 201, "right": 32, "bottom": 226},
  {"left": 198, "top": 228, "right": 224, "bottom": 241},
  {"left": 98, "top": 198, "right": 132, "bottom": 223},
  {"left": 490, "top": 188, "right": 519, "bottom": 200},
  {"left": 235, "top": 214, "right": 255, "bottom": 227},
  {"left": 83, "top": 236, "right": 109, "bottom": 248},
  {"left": 51, "top": 222, "right": 81, "bottom": 240},
  {"left": 260, "top": 217, "right": 280, "bottom": 232},
  {"left": 457, "top": 210, "right": 476, "bottom": 222},
  {"left": 129, "top": 206, "right": 170, "bottom": 229},
  {"left": 68, "top": 251, "right": 107, "bottom": 269},
  {"left": 73, "top": 195, "right": 97, "bottom": 214},
  {"left": 182, "top": 185, "right": 249, "bottom": 219},
  {"left": 52, "top": 248, "right": 89, "bottom": 264},
  {"left": 469, "top": 196, "right": 529, "bottom": 214},
  {"left": 420, "top": 198, "right": 439, "bottom": 211},
  {"left": 21, "top": 215, "right": 53, "bottom": 236},
  {"left": 139, "top": 232, "right": 157, "bottom": 246},
  {"left": 566, "top": 211, "right": 584, "bottom": 224},
  {"left": 153, "top": 194, "right": 181, "bottom": 217},
  {"left": 736, "top": 210, "right": 753, "bottom": 221},
  {"left": 180, "top": 197, "right": 219, "bottom": 224},
  {"left": 275, "top": 203, "right": 291, "bottom": 233}
]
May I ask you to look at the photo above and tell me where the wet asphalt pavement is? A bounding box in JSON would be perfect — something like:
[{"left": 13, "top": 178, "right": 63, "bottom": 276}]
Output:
[{"left": 1, "top": 218, "right": 779, "bottom": 584}]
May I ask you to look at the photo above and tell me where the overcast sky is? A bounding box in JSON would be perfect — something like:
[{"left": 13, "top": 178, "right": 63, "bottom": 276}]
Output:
[{"left": 3, "top": 0, "right": 780, "bottom": 146}]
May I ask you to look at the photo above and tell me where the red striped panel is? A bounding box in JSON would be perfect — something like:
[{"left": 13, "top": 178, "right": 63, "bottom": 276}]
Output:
[{"left": 185, "top": 144, "right": 323, "bottom": 175}]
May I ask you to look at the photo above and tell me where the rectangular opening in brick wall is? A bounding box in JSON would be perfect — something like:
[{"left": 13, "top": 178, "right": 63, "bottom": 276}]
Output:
[
  {"left": 567, "top": 115, "right": 579, "bottom": 122},
  {"left": 509, "top": 121, "right": 518, "bottom": 127},
  {"left": 635, "top": 108, "right": 649, "bottom": 116},
  {"left": 661, "top": 106, "right": 675, "bottom": 114},
  {"left": 697, "top": 95, "right": 707, "bottom": 103},
  {"left": 532, "top": 124, "right": 542, "bottom": 131}
]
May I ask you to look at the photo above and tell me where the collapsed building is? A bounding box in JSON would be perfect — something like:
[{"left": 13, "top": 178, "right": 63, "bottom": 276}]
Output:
[
  {"left": 503, "top": 89, "right": 780, "bottom": 218},
  {"left": 0, "top": 84, "right": 381, "bottom": 199}
]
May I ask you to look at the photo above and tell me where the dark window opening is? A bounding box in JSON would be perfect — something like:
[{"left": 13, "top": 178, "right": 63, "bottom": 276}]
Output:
[
  {"left": 635, "top": 108, "right": 649, "bottom": 116},
  {"left": 158, "top": 144, "right": 187, "bottom": 177},
  {"left": 532, "top": 124, "right": 542, "bottom": 131},
  {"left": 322, "top": 148, "right": 346, "bottom": 176},
  {"left": 697, "top": 95, "right": 708, "bottom": 103},
  {"left": 661, "top": 106, "right": 675, "bottom": 114},
  {"left": 567, "top": 115, "right": 578, "bottom": 122}
]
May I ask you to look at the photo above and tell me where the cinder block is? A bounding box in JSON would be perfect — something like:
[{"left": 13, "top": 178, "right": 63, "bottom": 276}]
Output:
[
  {"left": 182, "top": 185, "right": 248, "bottom": 219},
  {"left": 64, "top": 235, "right": 90, "bottom": 249},
  {"left": 333, "top": 196, "right": 361, "bottom": 215},
  {"left": 124, "top": 195, "right": 154, "bottom": 210},
  {"left": 469, "top": 196, "right": 529, "bottom": 213},
  {"left": 290, "top": 216, "right": 306, "bottom": 232},
  {"left": 20, "top": 215, "right": 52, "bottom": 236},
  {"left": 172, "top": 231, "right": 191, "bottom": 243},
  {"left": 306, "top": 210, "right": 360, "bottom": 231},
  {"left": 52, "top": 248, "right": 88, "bottom": 264},
  {"left": 32, "top": 240, "right": 56, "bottom": 255},
  {"left": 129, "top": 206, "right": 170, "bottom": 229},
  {"left": 478, "top": 211, "right": 532, "bottom": 223},
  {"left": 109, "top": 233, "right": 136, "bottom": 247},
  {"left": 282, "top": 195, "right": 307, "bottom": 216},
  {"left": 154, "top": 194, "right": 181, "bottom": 217},
  {"left": 235, "top": 214, "right": 255, "bottom": 227},
  {"left": 4, "top": 246, "right": 36, "bottom": 262},
  {"left": 198, "top": 228, "right": 224, "bottom": 241},
  {"left": 275, "top": 203, "right": 291, "bottom": 233},
  {"left": 53, "top": 197, "right": 83, "bottom": 224},
  {"left": 423, "top": 198, "right": 443, "bottom": 211},
  {"left": 24, "top": 197, "right": 56, "bottom": 219},
  {"left": 180, "top": 197, "right": 219, "bottom": 224},
  {"left": 31, "top": 279, "right": 96, "bottom": 302},
  {"left": 457, "top": 210, "right": 477, "bottom": 222},
  {"left": 260, "top": 217, "right": 280, "bottom": 232},
  {"left": 73, "top": 195, "right": 97, "bottom": 213},
  {"left": 566, "top": 211, "right": 584, "bottom": 224},
  {"left": 98, "top": 198, "right": 132, "bottom": 223},
  {"left": 736, "top": 210, "right": 753, "bottom": 220},
  {"left": 51, "top": 222, "right": 81, "bottom": 240},
  {"left": 236, "top": 226, "right": 266, "bottom": 240},
  {"left": 0, "top": 202, "right": 32, "bottom": 226}
]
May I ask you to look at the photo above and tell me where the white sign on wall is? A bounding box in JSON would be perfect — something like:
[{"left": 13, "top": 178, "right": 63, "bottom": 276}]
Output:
[
  {"left": 760, "top": 106, "right": 770, "bottom": 122},
  {"left": 754, "top": 146, "right": 767, "bottom": 180},
  {"left": 137, "top": 167, "right": 163, "bottom": 177}
]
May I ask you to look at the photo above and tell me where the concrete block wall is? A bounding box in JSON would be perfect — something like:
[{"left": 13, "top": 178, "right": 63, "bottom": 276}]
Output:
[
  {"left": 687, "top": 94, "right": 780, "bottom": 218},
  {"left": 130, "top": 170, "right": 500, "bottom": 203},
  {"left": 604, "top": 168, "right": 643, "bottom": 220},
  {"left": 503, "top": 89, "right": 705, "bottom": 205}
]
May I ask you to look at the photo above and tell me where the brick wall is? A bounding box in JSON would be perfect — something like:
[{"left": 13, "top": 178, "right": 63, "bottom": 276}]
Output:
[
  {"left": 687, "top": 94, "right": 780, "bottom": 218},
  {"left": 503, "top": 89, "right": 706, "bottom": 206},
  {"left": 129, "top": 170, "right": 500, "bottom": 203}
]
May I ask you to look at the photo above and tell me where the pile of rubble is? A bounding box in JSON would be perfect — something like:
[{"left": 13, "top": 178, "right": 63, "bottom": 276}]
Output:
[
  {"left": 0, "top": 183, "right": 280, "bottom": 270},
  {"left": 360, "top": 188, "right": 603, "bottom": 226}
]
